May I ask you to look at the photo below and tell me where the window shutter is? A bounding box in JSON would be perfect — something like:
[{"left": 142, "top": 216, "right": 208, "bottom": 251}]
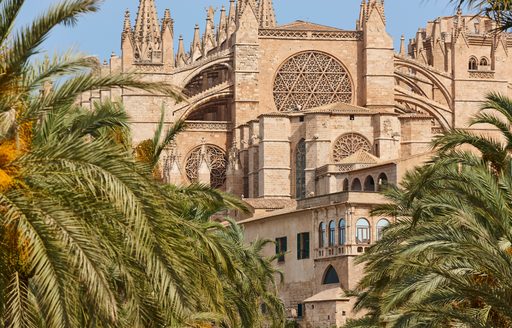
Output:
[
  {"left": 305, "top": 233, "right": 310, "bottom": 258},
  {"left": 297, "top": 233, "right": 301, "bottom": 260}
]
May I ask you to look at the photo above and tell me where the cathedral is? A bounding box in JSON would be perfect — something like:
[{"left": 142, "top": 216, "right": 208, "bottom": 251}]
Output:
[{"left": 79, "top": 0, "right": 512, "bottom": 326}]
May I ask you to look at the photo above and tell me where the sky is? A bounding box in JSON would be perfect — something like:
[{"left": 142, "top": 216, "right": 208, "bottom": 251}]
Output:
[{"left": 18, "top": 0, "right": 457, "bottom": 61}]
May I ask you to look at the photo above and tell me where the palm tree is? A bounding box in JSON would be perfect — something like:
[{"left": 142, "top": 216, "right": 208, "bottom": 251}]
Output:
[
  {"left": 346, "top": 157, "right": 512, "bottom": 327},
  {"left": 452, "top": 0, "right": 512, "bottom": 31},
  {"left": 345, "top": 92, "right": 512, "bottom": 327},
  {"left": 0, "top": 0, "right": 285, "bottom": 327},
  {"left": 434, "top": 92, "right": 512, "bottom": 174}
]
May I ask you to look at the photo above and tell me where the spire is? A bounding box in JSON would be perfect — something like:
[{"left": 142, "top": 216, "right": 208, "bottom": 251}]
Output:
[
  {"left": 258, "top": 0, "right": 276, "bottom": 28},
  {"left": 134, "top": 0, "right": 161, "bottom": 62},
  {"left": 399, "top": 35, "right": 405, "bottom": 56},
  {"left": 161, "top": 9, "right": 175, "bottom": 67},
  {"left": 227, "top": 0, "right": 237, "bottom": 39},
  {"left": 176, "top": 35, "right": 187, "bottom": 67},
  {"left": 357, "top": 0, "right": 366, "bottom": 30},
  {"left": 365, "top": 0, "right": 386, "bottom": 26},
  {"left": 123, "top": 10, "right": 131, "bottom": 33},
  {"left": 238, "top": 0, "right": 257, "bottom": 19},
  {"left": 121, "top": 10, "right": 134, "bottom": 69},
  {"left": 203, "top": 6, "right": 216, "bottom": 54},
  {"left": 217, "top": 5, "right": 228, "bottom": 48},
  {"left": 190, "top": 24, "right": 202, "bottom": 62}
]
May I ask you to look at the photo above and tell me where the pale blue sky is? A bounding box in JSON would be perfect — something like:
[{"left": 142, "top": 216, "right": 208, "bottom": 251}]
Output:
[{"left": 19, "top": 0, "right": 457, "bottom": 61}]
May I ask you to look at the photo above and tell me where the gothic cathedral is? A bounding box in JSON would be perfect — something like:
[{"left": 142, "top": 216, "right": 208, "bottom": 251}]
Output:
[{"left": 81, "top": 0, "right": 512, "bottom": 326}]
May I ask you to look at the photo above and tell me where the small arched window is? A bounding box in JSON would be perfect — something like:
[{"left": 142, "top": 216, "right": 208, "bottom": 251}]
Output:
[
  {"left": 322, "top": 265, "right": 340, "bottom": 284},
  {"left": 328, "top": 220, "right": 336, "bottom": 246},
  {"left": 480, "top": 57, "right": 489, "bottom": 66},
  {"left": 351, "top": 178, "right": 362, "bottom": 191},
  {"left": 377, "top": 219, "right": 390, "bottom": 241},
  {"left": 356, "top": 218, "right": 370, "bottom": 244},
  {"left": 377, "top": 173, "right": 388, "bottom": 191},
  {"left": 364, "top": 176, "right": 375, "bottom": 192},
  {"left": 343, "top": 178, "right": 349, "bottom": 191},
  {"left": 295, "top": 139, "right": 306, "bottom": 199},
  {"left": 318, "top": 222, "right": 326, "bottom": 248},
  {"left": 338, "top": 219, "right": 346, "bottom": 245},
  {"left": 468, "top": 57, "right": 478, "bottom": 70}
]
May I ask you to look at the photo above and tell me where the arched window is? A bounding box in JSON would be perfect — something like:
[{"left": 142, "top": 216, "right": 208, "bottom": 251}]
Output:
[
  {"left": 377, "top": 173, "right": 388, "bottom": 191},
  {"left": 322, "top": 265, "right": 340, "bottom": 284},
  {"left": 328, "top": 220, "right": 336, "bottom": 246},
  {"left": 338, "top": 219, "right": 346, "bottom": 245},
  {"left": 468, "top": 57, "right": 478, "bottom": 70},
  {"left": 480, "top": 57, "right": 489, "bottom": 66},
  {"left": 364, "top": 175, "right": 375, "bottom": 192},
  {"left": 318, "top": 222, "right": 326, "bottom": 248},
  {"left": 377, "top": 219, "right": 390, "bottom": 241},
  {"left": 342, "top": 178, "right": 349, "bottom": 191},
  {"left": 295, "top": 139, "right": 306, "bottom": 199},
  {"left": 356, "top": 218, "right": 370, "bottom": 244},
  {"left": 333, "top": 133, "right": 372, "bottom": 163},
  {"left": 351, "top": 178, "right": 362, "bottom": 191}
]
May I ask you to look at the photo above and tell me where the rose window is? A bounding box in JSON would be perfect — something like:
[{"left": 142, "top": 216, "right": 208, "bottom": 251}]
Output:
[
  {"left": 333, "top": 133, "right": 372, "bottom": 163},
  {"left": 273, "top": 51, "right": 353, "bottom": 112},
  {"left": 185, "top": 145, "right": 227, "bottom": 189}
]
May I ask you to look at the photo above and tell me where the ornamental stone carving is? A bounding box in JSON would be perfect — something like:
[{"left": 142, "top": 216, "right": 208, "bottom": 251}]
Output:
[
  {"left": 185, "top": 145, "right": 227, "bottom": 188},
  {"left": 332, "top": 133, "right": 372, "bottom": 163},
  {"left": 273, "top": 51, "right": 353, "bottom": 112}
]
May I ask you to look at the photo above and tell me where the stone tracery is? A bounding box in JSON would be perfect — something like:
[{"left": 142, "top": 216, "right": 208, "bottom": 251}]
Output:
[
  {"left": 185, "top": 145, "right": 227, "bottom": 188},
  {"left": 333, "top": 133, "right": 372, "bottom": 162},
  {"left": 273, "top": 51, "right": 353, "bottom": 112}
]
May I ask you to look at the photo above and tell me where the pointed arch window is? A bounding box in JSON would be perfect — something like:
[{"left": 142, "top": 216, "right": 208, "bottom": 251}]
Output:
[
  {"left": 480, "top": 57, "right": 489, "bottom": 67},
  {"left": 322, "top": 265, "right": 340, "bottom": 284},
  {"left": 295, "top": 139, "right": 306, "bottom": 199}
]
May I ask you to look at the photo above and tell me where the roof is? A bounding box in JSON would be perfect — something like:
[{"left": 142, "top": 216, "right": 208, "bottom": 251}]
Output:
[
  {"left": 304, "top": 102, "right": 372, "bottom": 115},
  {"left": 303, "top": 287, "right": 350, "bottom": 303},
  {"left": 337, "top": 149, "right": 381, "bottom": 165},
  {"left": 243, "top": 198, "right": 297, "bottom": 210},
  {"left": 277, "top": 20, "right": 344, "bottom": 32}
]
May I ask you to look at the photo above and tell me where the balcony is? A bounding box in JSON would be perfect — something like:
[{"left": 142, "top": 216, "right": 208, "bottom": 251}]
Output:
[{"left": 314, "top": 244, "right": 371, "bottom": 260}]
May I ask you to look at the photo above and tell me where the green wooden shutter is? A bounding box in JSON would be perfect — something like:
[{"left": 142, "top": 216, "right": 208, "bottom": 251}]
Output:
[{"left": 305, "top": 233, "right": 310, "bottom": 259}]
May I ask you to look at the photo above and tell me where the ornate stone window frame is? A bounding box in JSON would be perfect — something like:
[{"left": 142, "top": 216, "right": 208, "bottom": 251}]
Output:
[{"left": 272, "top": 50, "right": 353, "bottom": 112}]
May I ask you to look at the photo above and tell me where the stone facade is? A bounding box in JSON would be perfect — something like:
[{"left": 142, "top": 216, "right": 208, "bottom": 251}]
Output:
[{"left": 82, "top": 0, "right": 512, "bottom": 326}]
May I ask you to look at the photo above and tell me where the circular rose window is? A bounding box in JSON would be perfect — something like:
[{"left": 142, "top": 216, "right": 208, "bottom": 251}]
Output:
[{"left": 273, "top": 51, "right": 353, "bottom": 112}]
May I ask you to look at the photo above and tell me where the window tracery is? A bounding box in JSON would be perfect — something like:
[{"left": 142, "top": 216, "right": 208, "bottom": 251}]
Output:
[
  {"left": 273, "top": 51, "right": 353, "bottom": 112},
  {"left": 185, "top": 145, "right": 227, "bottom": 189},
  {"left": 333, "top": 133, "right": 372, "bottom": 162},
  {"left": 468, "top": 57, "right": 478, "bottom": 70}
]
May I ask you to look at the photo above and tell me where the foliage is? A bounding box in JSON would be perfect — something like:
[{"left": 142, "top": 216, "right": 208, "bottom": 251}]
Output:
[
  {"left": 453, "top": 0, "right": 512, "bottom": 31},
  {"left": 0, "top": 0, "right": 285, "bottom": 327},
  {"left": 345, "top": 93, "right": 512, "bottom": 327}
]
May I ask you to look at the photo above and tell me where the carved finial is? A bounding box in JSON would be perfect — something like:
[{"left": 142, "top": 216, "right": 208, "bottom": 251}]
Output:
[
  {"left": 176, "top": 34, "right": 187, "bottom": 67},
  {"left": 399, "top": 34, "right": 405, "bottom": 56},
  {"left": 164, "top": 8, "right": 171, "bottom": 21},
  {"left": 191, "top": 24, "right": 202, "bottom": 62},
  {"left": 227, "top": 0, "right": 237, "bottom": 39},
  {"left": 123, "top": 10, "right": 131, "bottom": 32},
  {"left": 203, "top": 6, "right": 216, "bottom": 54},
  {"left": 217, "top": 5, "right": 228, "bottom": 47}
]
